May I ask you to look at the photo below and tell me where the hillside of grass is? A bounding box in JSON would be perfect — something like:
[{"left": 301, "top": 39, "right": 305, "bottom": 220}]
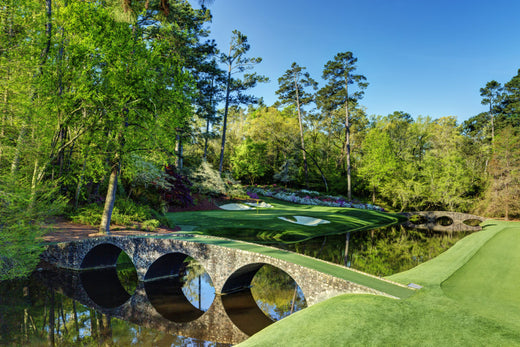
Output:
[
  {"left": 167, "top": 197, "right": 404, "bottom": 243},
  {"left": 239, "top": 221, "right": 520, "bottom": 346}
]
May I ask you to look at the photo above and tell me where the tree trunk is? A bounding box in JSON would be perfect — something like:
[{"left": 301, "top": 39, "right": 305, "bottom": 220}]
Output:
[
  {"left": 343, "top": 231, "right": 351, "bottom": 267},
  {"left": 490, "top": 104, "right": 495, "bottom": 149},
  {"left": 74, "top": 155, "right": 88, "bottom": 210},
  {"left": 203, "top": 118, "right": 210, "bottom": 161},
  {"left": 99, "top": 162, "right": 119, "bottom": 234},
  {"left": 175, "top": 131, "right": 183, "bottom": 169},
  {"left": 49, "top": 292, "right": 55, "bottom": 346},
  {"left": 219, "top": 66, "right": 232, "bottom": 174},
  {"left": 344, "top": 82, "right": 352, "bottom": 201},
  {"left": 10, "top": 126, "right": 27, "bottom": 176},
  {"left": 294, "top": 75, "right": 308, "bottom": 188}
]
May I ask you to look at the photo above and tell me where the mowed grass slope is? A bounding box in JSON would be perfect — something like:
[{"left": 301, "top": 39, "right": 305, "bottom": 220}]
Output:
[
  {"left": 239, "top": 221, "right": 520, "bottom": 346},
  {"left": 167, "top": 197, "right": 403, "bottom": 243}
]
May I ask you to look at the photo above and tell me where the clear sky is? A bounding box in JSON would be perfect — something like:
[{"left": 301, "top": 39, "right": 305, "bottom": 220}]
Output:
[{"left": 189, "top": 0, "right": 520, "bottom": 122}]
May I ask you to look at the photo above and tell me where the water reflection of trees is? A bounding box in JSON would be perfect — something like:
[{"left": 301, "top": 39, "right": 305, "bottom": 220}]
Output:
[
  {"left": 181, "top": 257, "right": 214, "bottom": 312},
  {"left": 282, "top": 226, "right": 473, "bottom": 277},
  {"left": 115, "top": 252, "right": 138, "bottom": 295},
  {"left": 250, "top": 265, "right": 306, "bottom": 321},
  {"left": 0, "top": 273, "right": 223, "bottom": 346}
]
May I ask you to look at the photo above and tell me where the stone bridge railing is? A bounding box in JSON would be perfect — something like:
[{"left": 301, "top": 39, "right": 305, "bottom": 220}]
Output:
[{"left": 401, "top": 211, "right": 486, "bottom": 232}]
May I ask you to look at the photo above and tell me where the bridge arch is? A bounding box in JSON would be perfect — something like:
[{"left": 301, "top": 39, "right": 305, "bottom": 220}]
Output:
[
  {"left": 79, "top": 243, "right": 139, "bottom": 309},
  {"left": 81, "top": 243, "right": 125, "bottom": 269},
  {"left": 144, "top": 252, "right": 216, "bottom": 322},
  {"left": 221, "top": 262, "right": 306, "bottom": 336}
]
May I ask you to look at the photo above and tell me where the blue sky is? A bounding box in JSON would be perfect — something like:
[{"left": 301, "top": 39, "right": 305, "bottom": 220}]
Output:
[{"left": 189, "top": 0, "right": 520, "bottom": 122}]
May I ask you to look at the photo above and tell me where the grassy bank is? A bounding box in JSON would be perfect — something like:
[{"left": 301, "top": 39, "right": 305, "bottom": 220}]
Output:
[
  {"left": 239, "top": 221, "right": 520, "bottom": 346},
  {"left": 167, "top": 197, "right": 403, "bottom": 243}
]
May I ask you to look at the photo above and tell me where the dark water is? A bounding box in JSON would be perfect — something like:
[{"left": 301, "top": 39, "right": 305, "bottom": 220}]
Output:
[
  {"left": 274, "top": 224, "right": 475, "bottom": 277},
  {"left": 0, "top": 256, "right": 305, "bottom": 346},
  {"left": 0, "top": 225, "right": 472, "bottom": 345}
]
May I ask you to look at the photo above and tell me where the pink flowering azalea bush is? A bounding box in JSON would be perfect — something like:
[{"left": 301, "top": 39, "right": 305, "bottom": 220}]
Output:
[{"left": 246, "top": 185, "right": 385, "bottom": 211}]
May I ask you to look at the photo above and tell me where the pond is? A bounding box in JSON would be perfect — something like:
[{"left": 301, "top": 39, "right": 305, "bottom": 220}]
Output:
[
  {"left": 0, "top": 254, "right": 306, "bottom": 346},
  {"left": 275, "top": 224, "right": 475, "bottom": 276},
  {"left": 0, "top": 224, "right": 474, "bottom": 345}
]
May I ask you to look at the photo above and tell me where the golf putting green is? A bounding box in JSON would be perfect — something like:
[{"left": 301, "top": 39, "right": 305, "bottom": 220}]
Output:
[{"left": 168, "top": 197, "right": 404, "bottom": 242}]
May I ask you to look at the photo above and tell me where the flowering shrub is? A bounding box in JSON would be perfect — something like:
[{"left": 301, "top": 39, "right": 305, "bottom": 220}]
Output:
[
  {"left": 247, "top": 191, "right": 259, "bottom": 199},
  {"left": 160, "top": 165, "right": 193, "bottom": 208},
  {"left": 247, "top": 185, "right": 385, "bottom": 211}
]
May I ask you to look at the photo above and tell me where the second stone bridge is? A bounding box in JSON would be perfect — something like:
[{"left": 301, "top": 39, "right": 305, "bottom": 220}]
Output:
[{"left": 41, "top": 234, "right": 414, "bottom": 307}]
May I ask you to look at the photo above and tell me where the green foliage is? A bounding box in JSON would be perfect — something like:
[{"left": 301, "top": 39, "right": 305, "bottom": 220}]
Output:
[
  {"left": 218, "top": 29, "right": 268, "bottom": 173},
  {"left": 479, "top": 128, "right": 520, "bottom": 219},
  {"left": 141, "top": 219, "right": 160, "bottom": 232},
  {"left": 0, "top": 177, "right": 66, "bottom": 280},
  {"left": 231, "top": 138, "right": 269, "bottom": 184},
  {"left": 188, "top": 161, "right": 246, "bottom": 198},
  {"left": 189, "top": 161, "right": 227, "bottom": 196},
  {"left": 70, "top": 199, "right": 153, "bottom": 227}
]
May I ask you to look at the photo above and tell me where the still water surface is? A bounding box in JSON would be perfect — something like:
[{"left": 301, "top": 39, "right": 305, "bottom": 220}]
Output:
[
  {"left": 0, "top": 255, "right": 305, "bottom": 346},
  {"left": 0, "top": 225, "right": 471, "bottom": 345}
]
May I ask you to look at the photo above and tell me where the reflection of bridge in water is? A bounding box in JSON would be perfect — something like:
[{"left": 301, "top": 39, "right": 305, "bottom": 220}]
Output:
[
  {"left": 35, "top": 266, "right": 257, "bottom": 344},
  {"left": 41, "top": 234, "right": 414, "bottom": 343}
]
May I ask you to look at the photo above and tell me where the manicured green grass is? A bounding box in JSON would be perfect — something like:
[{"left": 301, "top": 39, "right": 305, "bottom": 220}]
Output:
[
  {"left": 167, "top": 197, "right": 403, "bottom": 243},
  {"left": 441, "top": 224, "right": 520, "bottom": 331},
  {"left": 239, "top": 221, "right": 520, "bottom": 346}
]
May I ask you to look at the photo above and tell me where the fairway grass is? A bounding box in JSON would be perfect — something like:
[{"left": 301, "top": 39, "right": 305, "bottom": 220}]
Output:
[
  {"left": 167, "top": 197, "right": 403, "bottom": 243},
  {"left": 239, "top": 221, "right": 520, "bottom": 346}
]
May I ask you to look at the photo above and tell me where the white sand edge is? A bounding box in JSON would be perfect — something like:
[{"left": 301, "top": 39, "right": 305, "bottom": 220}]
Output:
[
  {"left": 219, "top": 203, "right": 255, "bottom": 211},
  {"left": 244, "top": 202, "right": 273, "bottom": 208},
  {"left": 278, "top": 215, "right": 331, "bottom": 226}
]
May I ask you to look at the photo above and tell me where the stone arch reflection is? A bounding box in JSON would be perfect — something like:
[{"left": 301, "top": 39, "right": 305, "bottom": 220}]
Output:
[
  {"left": 144, "top": 253, "right": 215, "bottom": 323},
  {"left": 436, "top": 216, "right": 454, "bottom": 226},
  {"left": 80, "top": 245, "right": 137, "bottom": 308},
  {"left": 221, "top": 263, "right": 307, "bottom": 336}
]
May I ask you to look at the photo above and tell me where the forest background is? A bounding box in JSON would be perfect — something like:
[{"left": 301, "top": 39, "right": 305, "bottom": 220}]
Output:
[{"left": 1, "top": 0, "right": 519, "bottom": 279}]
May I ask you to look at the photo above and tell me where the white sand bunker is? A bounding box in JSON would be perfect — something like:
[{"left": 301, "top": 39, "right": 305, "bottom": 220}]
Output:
[
  {"left": 245, "top": 202, "right": 273, "bottom": 208},
  {"left": 219, "top": 203, "right": 255, "bottom": 211},
  {"left": 278, "top": 215, "right": 331, "bottom": 226}
]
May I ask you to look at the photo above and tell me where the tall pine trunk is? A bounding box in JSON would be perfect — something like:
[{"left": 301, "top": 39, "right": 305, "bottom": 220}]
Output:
[
  {"left": 344, "top": 81, "right": 352, "bottom": 201},
  {"left": 219, "top": 66, "right": 232, "bottom": 173},
  {"left": 294, "top": 75, "right": 308, "bottom": 188}
]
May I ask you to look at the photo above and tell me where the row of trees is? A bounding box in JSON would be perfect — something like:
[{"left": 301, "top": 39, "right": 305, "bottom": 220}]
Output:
[
  {"left": 0, "top": 0, "right": 226, "bottom": 278},
  {"left": 1, "top": 0, "right": 519, "bottom": 279},
  {"left": 193, "top": 67, "right": 520, "bottom": 217}
]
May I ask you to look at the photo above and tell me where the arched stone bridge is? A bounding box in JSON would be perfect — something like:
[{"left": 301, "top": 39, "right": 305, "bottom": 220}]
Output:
[
  {"left": 41, "top": 234, "right": 414, "bottom": 307},
  {"left": 401, "top": 211, "right": 486, "bottom": 232}
]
